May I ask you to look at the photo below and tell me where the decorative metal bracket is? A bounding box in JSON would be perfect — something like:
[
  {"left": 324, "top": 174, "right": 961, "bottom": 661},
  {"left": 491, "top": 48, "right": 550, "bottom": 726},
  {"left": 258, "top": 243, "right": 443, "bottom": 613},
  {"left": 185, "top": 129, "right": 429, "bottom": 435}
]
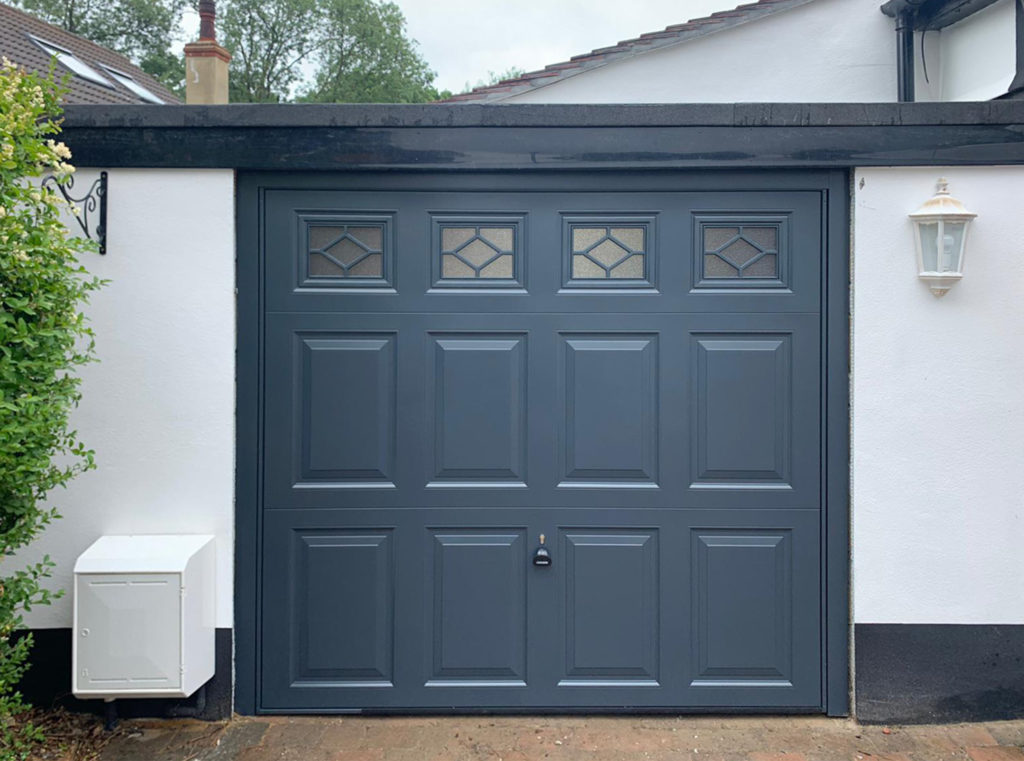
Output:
[{"left": 41, "top": 170, "right": 107, "bottom": 254}]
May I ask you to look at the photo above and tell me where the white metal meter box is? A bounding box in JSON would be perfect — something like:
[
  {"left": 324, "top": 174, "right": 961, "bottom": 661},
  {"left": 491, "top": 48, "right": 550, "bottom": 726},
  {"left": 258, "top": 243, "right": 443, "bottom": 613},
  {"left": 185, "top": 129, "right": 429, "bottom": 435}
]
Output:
[{"left": 73, "top": 535, "right": 215, "bottom": 699}]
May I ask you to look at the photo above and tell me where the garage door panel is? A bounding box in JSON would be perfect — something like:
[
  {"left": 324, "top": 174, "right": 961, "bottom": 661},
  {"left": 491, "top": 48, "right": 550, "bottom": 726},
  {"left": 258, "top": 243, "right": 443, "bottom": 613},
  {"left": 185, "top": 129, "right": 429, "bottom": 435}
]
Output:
[
  {"left": 429, "top": 334, "right": 527, "bottom": 485},
  {"left": 263, "top": 189, "right": 821, "bottom": 314},
  {"left": 427, "top": 531, "right": 527, "bottom": 684},
  {"left": 298, "top": 333, "right": 397, "bottom": 485},
  {"left": 261, "top": 525, "right": 397, "bottom": 708},
  {"left": 560, "top": 531, "right": 660, "bottom": 685},
  {"left": 559, "top": 335, "right": 659, "bottom": 487},
  {"left": 684, "top": 510, "right": 821, "bottom": 707}
]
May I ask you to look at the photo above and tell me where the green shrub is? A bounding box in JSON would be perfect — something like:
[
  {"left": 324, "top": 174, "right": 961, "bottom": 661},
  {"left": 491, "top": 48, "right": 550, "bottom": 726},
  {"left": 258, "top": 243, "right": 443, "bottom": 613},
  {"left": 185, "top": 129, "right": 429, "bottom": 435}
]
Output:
[{"left": 0, "top": 57, "right": 102, "bottom": 759}]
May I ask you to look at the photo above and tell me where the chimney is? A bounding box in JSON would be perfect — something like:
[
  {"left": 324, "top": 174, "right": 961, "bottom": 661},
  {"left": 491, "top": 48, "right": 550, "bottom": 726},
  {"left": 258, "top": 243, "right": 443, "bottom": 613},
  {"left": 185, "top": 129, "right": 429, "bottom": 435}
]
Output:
[{"left": 184, "top": 0, "right": 230, "bottom": 104}]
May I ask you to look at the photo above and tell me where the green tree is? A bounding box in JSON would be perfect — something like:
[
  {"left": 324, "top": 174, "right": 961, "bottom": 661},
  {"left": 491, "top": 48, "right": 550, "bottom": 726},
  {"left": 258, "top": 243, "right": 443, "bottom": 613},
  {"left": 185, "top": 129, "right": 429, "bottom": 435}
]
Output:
[
  {"left": 221, "top": 0, "right": 442, "bottom": 103},
  {"left": 462, "top": 67, "right": 526, "bottom": 93},
  {"left": 0, "top": 58, "right": 101, "bottom": 759},
  {"left": 13, "top": 0, "right": 186, "bottom": 93},
  {"left": 303, "top": 0, "right": 438, "bottom": 103},
  {"left": 220, "top": 0, "right": 320, "bottom": 103}
]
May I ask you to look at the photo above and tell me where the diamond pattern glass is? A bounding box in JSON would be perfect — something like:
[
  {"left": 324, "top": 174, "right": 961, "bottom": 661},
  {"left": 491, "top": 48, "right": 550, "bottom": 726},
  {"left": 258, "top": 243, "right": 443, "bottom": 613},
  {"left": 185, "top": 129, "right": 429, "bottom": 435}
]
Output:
[
  {"left": 441, "top": 225, "right": 516, "bottom": 279},
  {"left": 308, "top": 225, "right": 384, "bottom": 279},
  {"left": 702, "top": 225, "right": 778, "bottom": 279},
  {"left": 570, "top": 226, "right": 646, "bottom": 279}
]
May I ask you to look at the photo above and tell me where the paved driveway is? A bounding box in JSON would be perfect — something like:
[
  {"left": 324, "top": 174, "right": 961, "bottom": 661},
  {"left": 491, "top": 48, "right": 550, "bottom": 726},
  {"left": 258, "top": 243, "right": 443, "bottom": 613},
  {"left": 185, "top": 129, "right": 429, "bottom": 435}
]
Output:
[{"left": 97, "top": 716, "right": 1024, "bottom": 761}]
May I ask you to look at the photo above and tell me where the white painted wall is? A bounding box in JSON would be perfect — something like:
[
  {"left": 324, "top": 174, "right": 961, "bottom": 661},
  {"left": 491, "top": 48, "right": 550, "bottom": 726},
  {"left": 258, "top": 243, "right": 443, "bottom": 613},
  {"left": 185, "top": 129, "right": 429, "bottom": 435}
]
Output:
[
  {"left": 16, "top": 169, "right": 236, "bottom": 629},
  {"left": 915, "top": 0, "right": 1016, "bottom": 102},
  {"left": 852, "top": 167, "right": 1024, "bottom": 624},
  {"left": 506, "top": 0, "right": 896, "bottom": 103}
]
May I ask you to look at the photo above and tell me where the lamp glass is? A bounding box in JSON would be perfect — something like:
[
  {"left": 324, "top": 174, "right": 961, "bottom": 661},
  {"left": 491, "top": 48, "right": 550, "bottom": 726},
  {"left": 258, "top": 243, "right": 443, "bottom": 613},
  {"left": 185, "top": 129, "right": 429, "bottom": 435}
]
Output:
[
  {"left": 918, "top": 222, "right": 938, "bottom": 271},
  {"left": 938, "top": 222, "right": 965, "bottom": 273}
]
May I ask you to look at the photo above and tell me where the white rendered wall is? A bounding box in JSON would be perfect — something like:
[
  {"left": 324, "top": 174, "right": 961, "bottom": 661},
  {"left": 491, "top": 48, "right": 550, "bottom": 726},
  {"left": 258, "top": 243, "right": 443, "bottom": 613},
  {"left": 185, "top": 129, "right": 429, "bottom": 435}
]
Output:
[
  {"left": 916, "top": 0, "right": 1016, "bottom": 102},
  {"left": 852, "top": 167, "right": 1024, "bottom": 624},
  {"left": 506, "top": 0, "right": 896, "bottom": 103},
  {"left": 17, "top": 169, "right": 236, "bottom": 629}
]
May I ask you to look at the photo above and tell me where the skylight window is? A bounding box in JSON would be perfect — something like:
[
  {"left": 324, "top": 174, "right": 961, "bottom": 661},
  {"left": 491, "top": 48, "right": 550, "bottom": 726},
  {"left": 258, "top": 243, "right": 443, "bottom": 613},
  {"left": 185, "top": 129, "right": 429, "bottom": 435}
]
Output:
[
  {"left": 100, "top": 66, "right": 165, "bottom": 104},
  {"left": 28, "top": 35, "right": 114, "bottom": 89}
]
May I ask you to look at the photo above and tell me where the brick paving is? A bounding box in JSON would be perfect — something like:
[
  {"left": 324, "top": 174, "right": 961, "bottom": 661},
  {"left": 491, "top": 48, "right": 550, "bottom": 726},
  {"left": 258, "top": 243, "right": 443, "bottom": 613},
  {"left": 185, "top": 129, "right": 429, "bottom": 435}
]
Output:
[{"left": 99, "top": 715, "right": 1024, "bottom": 761}]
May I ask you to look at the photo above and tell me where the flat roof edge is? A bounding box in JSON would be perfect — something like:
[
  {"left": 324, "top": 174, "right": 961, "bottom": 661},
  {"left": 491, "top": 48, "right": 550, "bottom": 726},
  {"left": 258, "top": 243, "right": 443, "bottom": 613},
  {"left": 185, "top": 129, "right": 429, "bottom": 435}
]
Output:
[{"left": 60, "top": 102, "right": 1024, "bottom": 129}]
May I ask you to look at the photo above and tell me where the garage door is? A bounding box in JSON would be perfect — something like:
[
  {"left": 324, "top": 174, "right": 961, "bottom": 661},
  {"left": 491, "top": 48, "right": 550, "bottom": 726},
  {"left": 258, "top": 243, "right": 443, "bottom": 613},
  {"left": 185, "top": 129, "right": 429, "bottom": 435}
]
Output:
[{"left": 255, "top": 175, "right": 828, "bottom": 711}]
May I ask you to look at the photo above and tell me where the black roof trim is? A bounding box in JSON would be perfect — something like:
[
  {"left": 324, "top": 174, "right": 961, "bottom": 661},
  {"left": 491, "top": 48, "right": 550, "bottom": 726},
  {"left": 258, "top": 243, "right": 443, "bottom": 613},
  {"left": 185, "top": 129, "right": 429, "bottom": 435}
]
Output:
[
  {"left": 62, "top": 102, "right": 1024, "bottom": 129},
  {"left": 880, "top": 0, "right": 1003, "bottom": 29}
]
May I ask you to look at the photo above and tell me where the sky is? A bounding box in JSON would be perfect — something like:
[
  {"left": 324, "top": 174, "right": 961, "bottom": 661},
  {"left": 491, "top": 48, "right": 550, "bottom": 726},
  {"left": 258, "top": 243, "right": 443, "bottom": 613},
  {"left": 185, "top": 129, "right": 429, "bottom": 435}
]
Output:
[{"left": 180, "top": 0, "right": 732, "bottom": 94}]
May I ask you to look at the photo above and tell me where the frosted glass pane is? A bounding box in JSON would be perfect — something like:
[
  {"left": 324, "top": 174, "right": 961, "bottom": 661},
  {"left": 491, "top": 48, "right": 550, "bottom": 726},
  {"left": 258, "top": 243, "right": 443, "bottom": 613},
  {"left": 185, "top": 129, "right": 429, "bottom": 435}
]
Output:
[
  {"left": 479, "top": 227, "right": 514, "bottom": 251},
  {"left": 309, "top": 226, "right": 342, "bottom": 250},
  {"left": 309, "top": 252, "right": 345, "bottom": 277},
  {"left": 610, "top": 227, "right": 644, "bottom": 251},
  {"left": 459, "top": 239, "right": 498, "bottom": 267},
  {"left": 573, "top": 255, "right": 605, "bottom": 278},
  {"left": 349, "top": 227, "right": 383, "bottom": 251},
  {"left": 347, "top": 253, "right": 382, "bottom": 277},
  {"left": 743, "top": 253, "right": 777, "bottom": 277},
  {"left": 704, "top": 254, "right": 738, "bottom": 278},
  {"left": 610, "top": 254, "right": 644, "bottom": 278},
  {"left": 721, "top": 239, "right": 761, "bottom": 267},
  {"left": 704, "top": 227, "right": 738, "bottom": 251},
  {"left": 743, "top": 226, "right": 777, "bottom": 251},
  {"left": 572, "top": 227, "right": 605, "bottom": 252},
  {"left": 480, "top": 255, "right": 514, "bottom": 278},
  {"left": 442, "top": 254, "right": 474, "bottom": 278},
  {"left": 918, "top": 223, "right": 939, "bottom": 271},
  {"left": 442, "top": 227, "right": 475, "bottom": 250},
  {"left": 325, "top": 238, "right": 368, "bottom": 266},
  {"left": 589, "top": 239, "right": 629, "bottom": 267}
]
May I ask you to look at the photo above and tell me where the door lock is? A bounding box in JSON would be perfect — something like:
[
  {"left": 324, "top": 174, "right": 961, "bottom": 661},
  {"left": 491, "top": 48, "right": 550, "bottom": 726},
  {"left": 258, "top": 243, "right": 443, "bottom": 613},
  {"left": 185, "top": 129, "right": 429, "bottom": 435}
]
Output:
[{"left": 533, "top": 533, "right": 552, "bottom": 567}]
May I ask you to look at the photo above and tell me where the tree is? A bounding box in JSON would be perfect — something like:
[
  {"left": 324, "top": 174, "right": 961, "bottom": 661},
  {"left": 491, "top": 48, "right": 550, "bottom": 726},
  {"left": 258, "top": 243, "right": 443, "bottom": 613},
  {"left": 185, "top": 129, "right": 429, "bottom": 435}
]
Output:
[
  {"left": 0, "top": 58, "right": 101, "bottom": 759},
  {"left": 13, "top": 0, "right": 186, "bottom": 93},
  {"left": 221, "top": 0, "right": 442, "bottom": 103},
  {"left": 303, "top": 0, "right": 439, "bottom": 103},
  {"left": 462, "top": 67, "right": 527, "bottom": 94}
]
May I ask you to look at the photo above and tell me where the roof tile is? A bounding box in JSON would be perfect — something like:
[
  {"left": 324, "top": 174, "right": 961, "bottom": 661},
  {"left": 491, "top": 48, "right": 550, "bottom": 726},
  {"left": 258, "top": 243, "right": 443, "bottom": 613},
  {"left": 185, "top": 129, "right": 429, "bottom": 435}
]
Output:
[{"left": 443, "top": 0, "right": 818, "bottom": 102}]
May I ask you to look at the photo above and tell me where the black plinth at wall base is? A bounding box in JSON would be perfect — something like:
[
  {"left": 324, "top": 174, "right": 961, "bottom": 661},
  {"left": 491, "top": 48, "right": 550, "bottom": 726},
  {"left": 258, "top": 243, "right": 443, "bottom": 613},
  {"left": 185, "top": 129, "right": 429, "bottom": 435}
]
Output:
[
  {"left": 14, "top": 628, "right": 231, "bottom": 721},
  {"left": 855, "top": 624, "right": 1024, "bottom": 724}
]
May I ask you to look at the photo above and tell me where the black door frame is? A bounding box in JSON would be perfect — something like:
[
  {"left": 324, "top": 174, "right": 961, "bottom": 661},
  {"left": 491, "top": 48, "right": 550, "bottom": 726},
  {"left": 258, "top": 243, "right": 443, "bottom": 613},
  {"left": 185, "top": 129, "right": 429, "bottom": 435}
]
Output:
[{"left": 234, "top": 168, "right": 850, "bottom": 716}]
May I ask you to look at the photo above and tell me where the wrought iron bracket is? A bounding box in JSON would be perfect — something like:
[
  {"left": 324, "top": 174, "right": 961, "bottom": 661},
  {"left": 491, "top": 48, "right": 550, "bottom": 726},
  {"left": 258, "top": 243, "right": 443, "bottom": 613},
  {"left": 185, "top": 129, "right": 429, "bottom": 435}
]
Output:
[{"left": 41, "top": 170, "right": 107, "bottom": 254}]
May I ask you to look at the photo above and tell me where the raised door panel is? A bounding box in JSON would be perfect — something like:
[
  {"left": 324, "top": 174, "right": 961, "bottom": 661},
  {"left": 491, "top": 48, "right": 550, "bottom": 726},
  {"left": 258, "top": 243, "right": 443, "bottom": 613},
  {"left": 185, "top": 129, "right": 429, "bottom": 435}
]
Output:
[
  {"left": 429, "top": 335, "right": 527, "bottom": 485},
  {"left": 559, "top": 335, "right": 659, "bottom": 487},
  {"left": 296, "top": 333, "right": 397, "bottom": 486},
  {"left": 691, "top": 531, "right": 792, "bottom": 686},
  {"left": 427, "top": 531, "right": 527, "bottom": 685},
  {"left": 560, "top": 531, "right": 659, "bottom": 685},
  {"left": 692, "top": 335, "right": 791, "bottom": 486},
  {"left": 290, "top": 530, "right": 395, "bottom": 687}
]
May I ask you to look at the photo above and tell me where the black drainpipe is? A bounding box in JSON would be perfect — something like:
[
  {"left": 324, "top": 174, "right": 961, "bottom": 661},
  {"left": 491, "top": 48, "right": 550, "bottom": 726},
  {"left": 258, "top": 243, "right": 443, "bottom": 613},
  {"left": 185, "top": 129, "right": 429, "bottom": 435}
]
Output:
[{"left": 896, "top": 9, "right": 916, "bottom": 101}]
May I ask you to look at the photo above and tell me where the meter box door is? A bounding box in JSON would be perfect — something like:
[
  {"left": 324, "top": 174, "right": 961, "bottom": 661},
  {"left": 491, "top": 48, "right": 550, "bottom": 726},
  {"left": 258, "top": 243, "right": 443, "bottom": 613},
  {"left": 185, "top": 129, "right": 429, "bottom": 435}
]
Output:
[{"left": 73, "top": 535, "right": 215, "bottom": 700}]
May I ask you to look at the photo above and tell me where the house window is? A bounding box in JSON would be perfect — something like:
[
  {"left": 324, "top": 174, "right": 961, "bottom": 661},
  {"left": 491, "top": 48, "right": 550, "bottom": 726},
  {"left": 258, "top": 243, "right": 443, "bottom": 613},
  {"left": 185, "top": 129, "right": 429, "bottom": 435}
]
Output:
[
  {"left": 100, "top": 65, "right": 164, "bottom": 104},
  {"left": 27, "top": 35, "right": 114, "bottom": 88}
]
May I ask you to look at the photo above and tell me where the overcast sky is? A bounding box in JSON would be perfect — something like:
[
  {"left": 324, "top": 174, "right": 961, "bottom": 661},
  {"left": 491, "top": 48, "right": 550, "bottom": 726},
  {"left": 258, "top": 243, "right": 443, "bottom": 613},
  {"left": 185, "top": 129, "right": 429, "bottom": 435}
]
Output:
[{"left": 183, "top": 0, "right": 731, "bottom": 94}]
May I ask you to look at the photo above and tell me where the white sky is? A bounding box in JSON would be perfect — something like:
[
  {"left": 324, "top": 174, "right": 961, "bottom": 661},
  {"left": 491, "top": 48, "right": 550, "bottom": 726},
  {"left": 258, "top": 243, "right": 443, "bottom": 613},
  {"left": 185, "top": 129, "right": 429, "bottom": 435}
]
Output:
[{"left": 181, "top": 0, "right": 731, "bottom": 94}]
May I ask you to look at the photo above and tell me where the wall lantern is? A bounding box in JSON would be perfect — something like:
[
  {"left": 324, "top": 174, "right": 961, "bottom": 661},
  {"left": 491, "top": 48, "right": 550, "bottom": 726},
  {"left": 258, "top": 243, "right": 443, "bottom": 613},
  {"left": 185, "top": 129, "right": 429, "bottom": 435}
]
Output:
[{"left": 908, "top": 178, "right": 976, "bottom": 297}]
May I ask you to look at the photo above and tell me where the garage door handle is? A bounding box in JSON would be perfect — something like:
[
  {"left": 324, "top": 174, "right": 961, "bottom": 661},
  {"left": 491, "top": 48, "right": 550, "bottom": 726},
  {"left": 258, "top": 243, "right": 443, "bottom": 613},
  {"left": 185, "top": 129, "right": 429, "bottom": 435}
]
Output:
[{"left": 533, "top": 534, "right": 552, "bottom": 567}]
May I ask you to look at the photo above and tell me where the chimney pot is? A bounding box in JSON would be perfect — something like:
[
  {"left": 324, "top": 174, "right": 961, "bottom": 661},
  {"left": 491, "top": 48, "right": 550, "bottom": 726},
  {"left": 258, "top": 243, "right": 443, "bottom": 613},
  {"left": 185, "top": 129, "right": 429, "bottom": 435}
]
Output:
[{"left": 198, "top": 0, "right": 217, "bottom": 41}]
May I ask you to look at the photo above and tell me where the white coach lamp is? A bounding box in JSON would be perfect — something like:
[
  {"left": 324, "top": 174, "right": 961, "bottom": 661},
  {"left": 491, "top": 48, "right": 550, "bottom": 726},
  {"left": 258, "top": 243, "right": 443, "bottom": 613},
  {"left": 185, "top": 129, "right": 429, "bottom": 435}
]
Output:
[{"left": 909, "top": 178, "right": 977, "bottom": 297}]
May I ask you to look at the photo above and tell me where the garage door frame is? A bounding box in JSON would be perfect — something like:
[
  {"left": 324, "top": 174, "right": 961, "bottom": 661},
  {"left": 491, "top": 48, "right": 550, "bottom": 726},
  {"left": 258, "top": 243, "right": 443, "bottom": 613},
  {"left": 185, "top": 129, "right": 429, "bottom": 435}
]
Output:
[{"left": 233, "top": 168, "right": 850, "bottom": 716}]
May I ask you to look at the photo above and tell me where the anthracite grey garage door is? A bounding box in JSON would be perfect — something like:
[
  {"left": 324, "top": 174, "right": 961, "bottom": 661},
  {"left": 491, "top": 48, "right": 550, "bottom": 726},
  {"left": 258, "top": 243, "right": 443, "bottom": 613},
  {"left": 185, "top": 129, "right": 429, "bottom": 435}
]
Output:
[{"left": 257, "top": 175, "right": 826, "bottom": 711}]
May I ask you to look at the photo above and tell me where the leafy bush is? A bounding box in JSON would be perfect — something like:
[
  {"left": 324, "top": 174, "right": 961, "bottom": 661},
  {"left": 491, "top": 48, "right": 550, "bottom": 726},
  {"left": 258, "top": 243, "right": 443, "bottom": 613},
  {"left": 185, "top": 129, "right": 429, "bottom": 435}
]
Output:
[{"left": 0, "top": 58, "right": 102, "bottom": 759}]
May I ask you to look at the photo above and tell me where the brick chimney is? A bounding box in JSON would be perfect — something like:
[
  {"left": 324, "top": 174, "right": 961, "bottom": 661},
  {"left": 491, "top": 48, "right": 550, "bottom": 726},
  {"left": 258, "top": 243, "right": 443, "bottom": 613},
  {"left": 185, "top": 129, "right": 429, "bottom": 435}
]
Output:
[{"left": 184, "top": 0, "right": 230, "bottom": 104}]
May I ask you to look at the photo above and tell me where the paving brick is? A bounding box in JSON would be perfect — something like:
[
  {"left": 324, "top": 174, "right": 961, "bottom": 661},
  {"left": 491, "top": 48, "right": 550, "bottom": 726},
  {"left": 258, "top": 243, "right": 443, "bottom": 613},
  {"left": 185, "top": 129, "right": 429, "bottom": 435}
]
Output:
[{"left": 967, "top": 748, "right": 1024, "bottom": 761}]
